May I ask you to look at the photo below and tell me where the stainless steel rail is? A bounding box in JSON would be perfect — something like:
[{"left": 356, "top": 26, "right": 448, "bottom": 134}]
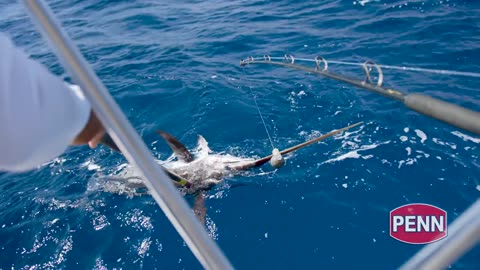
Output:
[
  {"left": 22, "top": 1, "right": 234, "bottom": 269},
  {"left": 400, "top": 199, "right": 480, "bottom": 270}
]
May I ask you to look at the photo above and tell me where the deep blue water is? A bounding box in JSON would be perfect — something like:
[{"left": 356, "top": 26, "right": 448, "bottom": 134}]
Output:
[{"left": 1, "top": 0, "right": 480, "bottom": 269}]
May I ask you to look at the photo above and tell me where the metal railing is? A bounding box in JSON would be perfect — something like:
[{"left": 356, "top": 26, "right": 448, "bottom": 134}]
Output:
[
  {"left": 21, "top": 1, "right": 479, "bottom": 269},
  {"left": 400, "top": 199, "right": 480, "bottom": 270},
  {"left": 22, "top": 1, "right": 234, "bottom": 269}
]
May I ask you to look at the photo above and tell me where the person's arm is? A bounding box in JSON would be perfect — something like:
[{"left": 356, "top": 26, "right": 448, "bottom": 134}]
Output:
[{"left": 0, "top": 34, "right": 104, "bottom": 172}]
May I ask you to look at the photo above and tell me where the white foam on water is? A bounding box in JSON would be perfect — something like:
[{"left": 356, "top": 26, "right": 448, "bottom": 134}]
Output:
[
  {"left": 414, "top": 129, "right": 427, "bottom": 143},
  {"left": 115, "top": 163, "right": 129, "bottom": 173},
  {"left": 433, "top": 138, "right": 457, "bottom": 150},
  {"left": 415, "top": 150, "right": 430, "bottom": 158},
  {"left": 41, "top": 157, "right": 67, "bottom": 167},
  {"left": 137, "top": 237, "right": 152, "bottom": 258},
  {"left": 405, "top": 158, "right": 416, "bottom": 165},
  {"left": 300, "top": 123, "right": 363, "bottom": 142},
  {"left": 398, "top": 160, "right": 404, "bottom": 168},
  {"left": 82, "top": 160, "right": 101, "bottom": 171},
  {"left": 328, "top": 150, "right": 361, "bottom": 162},
  {"left": 398, "top": 149, "right": 432, "bottom": 167},
  {"left": 94, "top": 258, "right": 108, "bottom": 270},
  {"left": 287, "top": 91, "right": 299, "bottom": 111},
  {"left": 353, "top": 0, "right": 378, "bottom": 6},
  {"left": 433, "top": 138, "right": 445, "bottom": 146},
  {"left": 330, "top": 124, "right": 366, "bottom": 146},
  {"left": 398, "top": 158, "right": 417, "bottom": 169},
  {"left": 88, "top": 164, "right": 101, "bottom": 171},
  {"left": 93, "top": 215, "right": 110, "bottom": 231},
  {"left": 451, "top": 131, "right": 480, "bottom": 144},
  {"left": 322, "top": 142, "right": 386, "bottom": 164}
]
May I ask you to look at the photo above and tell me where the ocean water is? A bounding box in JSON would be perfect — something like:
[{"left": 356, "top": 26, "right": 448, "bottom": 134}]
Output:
[{"left": 1, "top": 0, "right": 479, "bottom": 269}]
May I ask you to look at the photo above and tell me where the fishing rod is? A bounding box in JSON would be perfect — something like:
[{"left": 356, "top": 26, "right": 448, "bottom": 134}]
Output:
[{"left": 240, "top": 55, "right": 480, "bottom": 136}]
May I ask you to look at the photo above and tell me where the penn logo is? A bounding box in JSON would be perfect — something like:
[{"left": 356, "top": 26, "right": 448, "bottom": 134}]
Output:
[{"left": 390, "top": 203, "right": 447, "bottom": 244}]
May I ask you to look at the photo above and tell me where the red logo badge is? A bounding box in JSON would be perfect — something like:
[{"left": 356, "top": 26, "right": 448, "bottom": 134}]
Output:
[{"left": 390, "top": 203, "right": 447, "bottom": 244}]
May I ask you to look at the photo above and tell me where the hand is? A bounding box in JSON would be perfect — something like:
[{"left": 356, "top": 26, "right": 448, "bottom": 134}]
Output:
[{"left": 72, "top": 110, "right": 105, "bottom": 148}]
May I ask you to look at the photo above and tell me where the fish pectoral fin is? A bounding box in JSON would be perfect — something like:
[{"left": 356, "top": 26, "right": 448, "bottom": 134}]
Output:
[{"left": 193, "top": 192, "right": 206, "bottom": 225}]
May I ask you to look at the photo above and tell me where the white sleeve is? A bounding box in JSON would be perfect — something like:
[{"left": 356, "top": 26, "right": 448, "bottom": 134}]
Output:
[{"left": 0, "top": 34, "right": 91, "bottom": 172}]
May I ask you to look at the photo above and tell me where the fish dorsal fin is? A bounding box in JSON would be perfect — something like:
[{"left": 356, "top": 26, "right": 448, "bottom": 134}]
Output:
[
  {"left": 197, "top": 135, "right": 211, "bottom": 156},
  {"left": 156, "top": 130, "right": 194, "bottom": 162}
]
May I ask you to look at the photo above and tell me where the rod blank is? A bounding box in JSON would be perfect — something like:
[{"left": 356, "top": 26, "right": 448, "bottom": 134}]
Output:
[{"left": 404, "top": 94, "right": 480, "bottom": 135}]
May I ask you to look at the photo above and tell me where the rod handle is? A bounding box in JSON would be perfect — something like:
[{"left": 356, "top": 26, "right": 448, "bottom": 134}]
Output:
[{"left": 404, "top": 94, "right": 480, "bottom": 135}]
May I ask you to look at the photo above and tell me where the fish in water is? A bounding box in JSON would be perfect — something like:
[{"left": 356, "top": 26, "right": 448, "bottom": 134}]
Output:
[
  {"left": 101, "top": 121, "right": 363, "bottom": 192},
  {"left": 100, "top": 121, "right": 363, "bottom": 222}
]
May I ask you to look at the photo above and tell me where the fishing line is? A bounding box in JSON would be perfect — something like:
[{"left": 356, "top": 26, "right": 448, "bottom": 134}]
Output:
[
  {"left": 327, "top": 60, "right": 480, "bottom": 78},
  {"left": 242, "top": 68, "right": 285, "bottom": 168},
  {"left": 243, "top": 69, "right": 275, "bottom": 149},
  {"left": 242, "top": 56, "right": 480, "bottom": 78}
]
